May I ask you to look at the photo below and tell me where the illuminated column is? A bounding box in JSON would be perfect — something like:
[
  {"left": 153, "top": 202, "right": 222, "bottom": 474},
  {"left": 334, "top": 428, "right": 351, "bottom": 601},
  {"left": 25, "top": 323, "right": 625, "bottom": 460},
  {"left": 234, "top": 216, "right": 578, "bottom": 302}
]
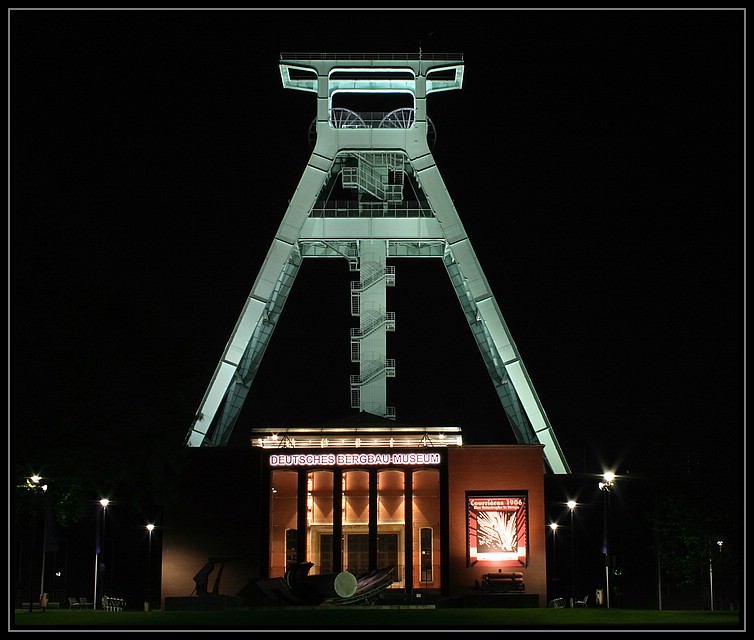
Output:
[
  {"left": 333, "top": 468, "right": 343, "bottom": 573},
  {"left": 369, "top": 469, "right": 378, "bottom": 573},
  {"left": 297, "top": 472, "right": 307, "bottom": 565},
  {"left": 351, "top": 239, "right": 394, "bottom": 419},
  {"left": 404, "top": 469, "right": 414, "bottom": 593}
]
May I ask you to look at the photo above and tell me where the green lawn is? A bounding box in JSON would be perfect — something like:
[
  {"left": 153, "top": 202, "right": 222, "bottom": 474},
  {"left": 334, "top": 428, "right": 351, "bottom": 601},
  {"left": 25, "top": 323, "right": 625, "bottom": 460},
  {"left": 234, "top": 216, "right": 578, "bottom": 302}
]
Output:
[{"left": 11, "top": 607, "right": 742, "bottom": 630}]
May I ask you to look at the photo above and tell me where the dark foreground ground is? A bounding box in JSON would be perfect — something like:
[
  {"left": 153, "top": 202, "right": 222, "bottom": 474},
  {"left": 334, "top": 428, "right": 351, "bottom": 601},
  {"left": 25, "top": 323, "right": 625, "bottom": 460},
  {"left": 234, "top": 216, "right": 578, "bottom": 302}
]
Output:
[{"left": 11, "top": 607, "right": 743, "bottom": 632}]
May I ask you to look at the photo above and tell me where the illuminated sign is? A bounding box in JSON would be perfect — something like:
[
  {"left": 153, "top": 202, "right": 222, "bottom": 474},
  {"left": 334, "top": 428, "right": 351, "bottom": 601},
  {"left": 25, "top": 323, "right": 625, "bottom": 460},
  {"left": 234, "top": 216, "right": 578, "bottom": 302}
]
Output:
[
  {"left": 467, "top": 494, "right": 528, "bottom": 567},
  {"left": 269, "top": 451, "right": 441, "bottom": 467}
]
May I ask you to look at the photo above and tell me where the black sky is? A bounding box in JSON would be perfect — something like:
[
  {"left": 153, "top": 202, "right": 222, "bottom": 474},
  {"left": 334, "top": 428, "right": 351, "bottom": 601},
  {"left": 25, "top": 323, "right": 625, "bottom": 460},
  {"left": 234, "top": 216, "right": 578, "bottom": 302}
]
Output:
[{"left": 11, "top": 9, "right": 743, "bottom": 486}]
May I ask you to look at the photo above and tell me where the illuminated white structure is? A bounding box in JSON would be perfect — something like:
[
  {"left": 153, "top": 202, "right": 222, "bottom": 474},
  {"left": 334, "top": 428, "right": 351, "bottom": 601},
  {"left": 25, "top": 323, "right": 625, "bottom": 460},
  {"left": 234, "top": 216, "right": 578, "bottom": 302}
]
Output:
[
  {"left": 253, "top": 426, "right": 463, "bottom": 450},
  {"left": 185, "top": 52, "right": 570, "bottom": 475}
]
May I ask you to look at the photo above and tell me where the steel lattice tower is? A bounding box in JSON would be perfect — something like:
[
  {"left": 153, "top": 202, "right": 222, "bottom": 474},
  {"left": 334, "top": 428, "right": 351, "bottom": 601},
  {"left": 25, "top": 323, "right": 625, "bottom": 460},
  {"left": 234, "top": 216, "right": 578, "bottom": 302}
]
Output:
[{"left": 185, "top": 52, "right": 571, "bottom": 475}]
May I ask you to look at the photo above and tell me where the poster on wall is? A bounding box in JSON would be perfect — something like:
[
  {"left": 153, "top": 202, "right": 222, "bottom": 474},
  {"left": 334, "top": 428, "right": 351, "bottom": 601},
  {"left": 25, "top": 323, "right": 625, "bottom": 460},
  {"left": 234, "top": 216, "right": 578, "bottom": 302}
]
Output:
[{"left": 467, "top": 493, "right": 528, "bottom": 567}]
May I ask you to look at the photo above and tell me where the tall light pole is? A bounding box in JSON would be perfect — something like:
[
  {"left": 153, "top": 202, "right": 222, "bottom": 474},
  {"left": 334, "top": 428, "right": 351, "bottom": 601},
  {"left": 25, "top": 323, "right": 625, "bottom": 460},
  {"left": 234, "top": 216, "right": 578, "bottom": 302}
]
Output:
[
  {"left": 598, "top": 472, "right": 615, "bottom": 608},
  {"left": 24, "top": 475, "right": 47, "bottom": 613},
  {"left": 37, "top": 481, "right": 49, "bottom": 611},
  {"left": 710, "top": 540, "right": 723, "bottom": 611},
  {"left": 549, "top": 522, "right": 559, "bottom": 599},
  {"left": 655, "top": 491, "right": 662, "bottom": 611},
  {"left": 567, "top": 500, "right": 576, "bottom": 607},
  {"left": 145, "top": 524, "right": 155, "bottom": 612},
  {"left": 93, "top": 498, "right": 109, "bottom": 610}
]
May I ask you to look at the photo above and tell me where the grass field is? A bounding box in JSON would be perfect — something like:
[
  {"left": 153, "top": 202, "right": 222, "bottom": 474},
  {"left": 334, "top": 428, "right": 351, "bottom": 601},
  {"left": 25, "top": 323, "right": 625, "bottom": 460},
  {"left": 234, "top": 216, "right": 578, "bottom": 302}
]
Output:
[{"left": 11, "top": 607, "right": 743, "bottom": 631}]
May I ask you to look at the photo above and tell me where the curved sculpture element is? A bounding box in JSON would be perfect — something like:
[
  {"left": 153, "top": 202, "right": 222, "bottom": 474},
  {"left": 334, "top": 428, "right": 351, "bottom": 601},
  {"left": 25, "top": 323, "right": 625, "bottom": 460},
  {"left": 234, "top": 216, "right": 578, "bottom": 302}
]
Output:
[{"left": 256, "top": 562, "right": 395, "bottom": 606}]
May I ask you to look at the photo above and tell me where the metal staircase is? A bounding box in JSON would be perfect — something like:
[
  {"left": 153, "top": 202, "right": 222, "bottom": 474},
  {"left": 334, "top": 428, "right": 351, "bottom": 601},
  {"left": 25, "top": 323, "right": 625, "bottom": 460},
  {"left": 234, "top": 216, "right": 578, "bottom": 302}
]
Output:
[{"left": 341, "top": 152, "right": 405, "bottom": 202}]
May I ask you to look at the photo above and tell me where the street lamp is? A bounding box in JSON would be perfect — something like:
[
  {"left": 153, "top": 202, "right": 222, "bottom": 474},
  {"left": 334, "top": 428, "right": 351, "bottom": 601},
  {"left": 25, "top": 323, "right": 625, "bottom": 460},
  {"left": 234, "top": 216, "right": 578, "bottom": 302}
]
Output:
[
  {"left": 549, "top": 522, "right": 559, "bottom": 599},
  {"left": 93, "top": 498, "right": 109, "bottom": 610},
  {"left": 24, "top": 475, "right": 48, "bottom": 613},
  {"left": 145, "top": 524, "right": 155, "bottom": 612},
  {"left": 37, "top": 481, "right": 49, "bottom": 612},
  {"left": 567, "top": 500, "right": 576, "bottom": 607},
  {"left": 598, "top": 471, "right": 615, "bottom": 608},
  {"left": 710, "top": 540, "right": 723, "bottom": 611}
]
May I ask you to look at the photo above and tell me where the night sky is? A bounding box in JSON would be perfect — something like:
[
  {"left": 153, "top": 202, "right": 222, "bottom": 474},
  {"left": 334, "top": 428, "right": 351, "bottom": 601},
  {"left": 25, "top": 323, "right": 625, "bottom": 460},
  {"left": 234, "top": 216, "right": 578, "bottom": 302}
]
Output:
[{"left": 11, "top": 8, "right": 744, "bottom": 611}]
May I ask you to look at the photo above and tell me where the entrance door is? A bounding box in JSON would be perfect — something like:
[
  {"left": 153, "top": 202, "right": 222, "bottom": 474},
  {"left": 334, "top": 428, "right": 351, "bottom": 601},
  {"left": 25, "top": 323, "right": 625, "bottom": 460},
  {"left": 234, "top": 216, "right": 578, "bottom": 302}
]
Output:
[
  {"left": 346, "top": 534, "right": 369, "bottom": 577},
  {"left": 345, "top": 533, "right": 399, "bottom": 578},
  {"left": 378, "top": 533, "right": 399, "bottom": 572}
]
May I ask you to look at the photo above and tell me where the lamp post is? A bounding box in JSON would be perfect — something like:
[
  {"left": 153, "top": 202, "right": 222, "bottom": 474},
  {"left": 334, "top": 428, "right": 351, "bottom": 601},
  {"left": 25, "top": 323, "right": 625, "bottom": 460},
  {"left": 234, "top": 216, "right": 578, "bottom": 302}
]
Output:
[
  {"left": 37, "top": 481, "right": 49, "bottom": 612},
  {"left": 598, "top": 472, "right": 615, "bottom": 608},
  {"left": 549, "top": 522, "right": 559, "bottom": 599},
  {"left": 567, "top": 500, "right": 576, "bottom": 607},
  {"left": 93, "top": 498, "right": 109, "bottom": 610},
  {"left": 145, "top": 524, "right": 155, "bottom": 612},
  {"left": 24, "top": 475, "right": 48, "bottom": 613},
  {"left": 709, "top": 540, "right": 723, "bottom": 611}
]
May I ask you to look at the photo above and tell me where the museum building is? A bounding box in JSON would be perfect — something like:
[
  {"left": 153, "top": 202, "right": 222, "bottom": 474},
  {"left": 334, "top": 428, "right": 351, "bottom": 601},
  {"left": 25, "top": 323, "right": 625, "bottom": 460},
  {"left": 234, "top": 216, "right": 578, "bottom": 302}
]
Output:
[{"left": 160, "top": 423, "right": 547, "bottom": 607}]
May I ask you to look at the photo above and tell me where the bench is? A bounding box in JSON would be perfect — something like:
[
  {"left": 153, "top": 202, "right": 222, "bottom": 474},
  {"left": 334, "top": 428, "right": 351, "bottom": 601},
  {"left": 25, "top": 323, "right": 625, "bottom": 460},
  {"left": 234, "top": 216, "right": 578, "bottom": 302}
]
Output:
[
  {"left": 103, "top": 595, "right": 126, "bottom": 611},
  {"left": 20, "top": 602, "right": 61, "bottom": 609},
  {"left": 480, "top": 571, "right": 525, "bottom": 593}
]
